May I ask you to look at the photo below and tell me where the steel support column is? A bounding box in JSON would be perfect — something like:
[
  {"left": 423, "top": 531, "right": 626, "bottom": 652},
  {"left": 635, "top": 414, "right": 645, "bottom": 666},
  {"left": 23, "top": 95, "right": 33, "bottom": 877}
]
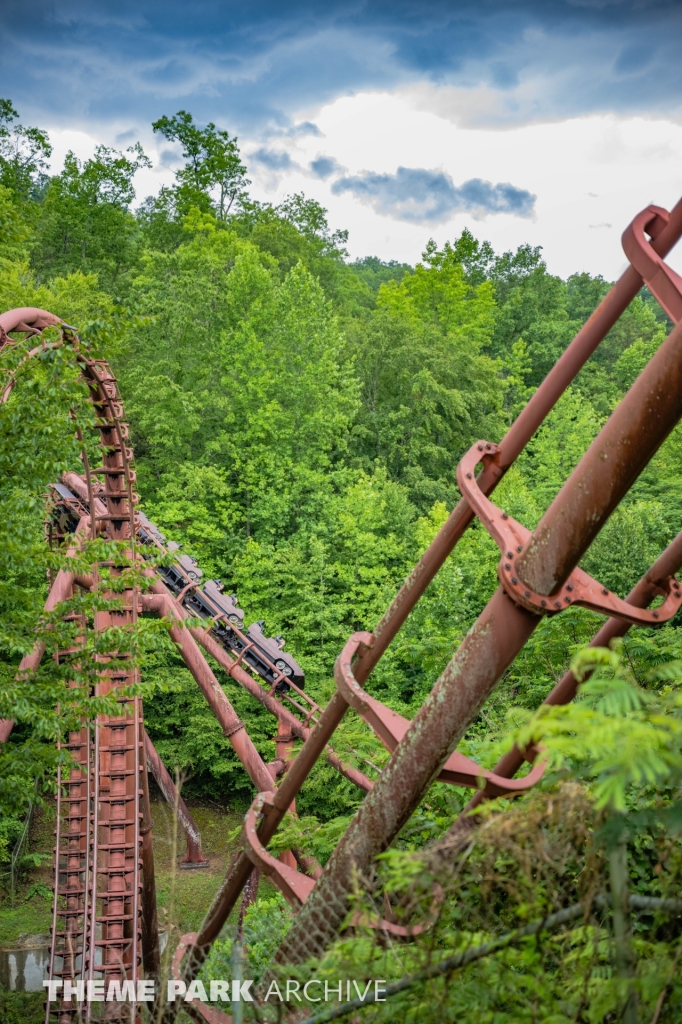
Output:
[
  {"left": 143, "top": 730, "right": 208, "bottom": 867},
  {"left": 140, "top": 589, "right": 274, "bottom": 794}
]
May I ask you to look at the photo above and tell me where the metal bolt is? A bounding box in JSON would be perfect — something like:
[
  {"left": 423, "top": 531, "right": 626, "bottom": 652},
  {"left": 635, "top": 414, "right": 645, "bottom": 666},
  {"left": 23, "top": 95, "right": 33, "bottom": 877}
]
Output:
[
  {"left": 504, "top": 564, "right": 511, "bottom": 571},
  {"left": 555, "top": 601, "right": 562, "bottom": 608},
  {"left": 511, "top": 577, "right": 518, "bottom": 585},
  {"left": 653, "top": 611, "right": 660, "bottom": 619},
  {"left": 602, "top": 588, "right": 609, "bottom": 595},
  {"left": 485, "top": 443, "right": 491, "bottom": 450},
  {"left": 524, "top": 591, "right": 530, "bottom": 598},
  {"left": 502, "top": 513, "right": 509, "bottom": 520},
  {"left": 516, "top": 546, "right": 522, "bottom": 553},
  {"left": 506, "top": 551, "right": 513, "bottom": 559},
  {"left": 466, "top": 472, "right": 472, "bottom": 479},
  {"left": 541, "top": 600, "right": 547, "bottom": 607},
  {"left": 477, "top": 444, "right": 484, "bottom": 451},
  {"left": 564, "top": 596, "right": 571, "bottom": 603},
  {"left": 566, "top": 584, "right": 573, "bottom": 592}
]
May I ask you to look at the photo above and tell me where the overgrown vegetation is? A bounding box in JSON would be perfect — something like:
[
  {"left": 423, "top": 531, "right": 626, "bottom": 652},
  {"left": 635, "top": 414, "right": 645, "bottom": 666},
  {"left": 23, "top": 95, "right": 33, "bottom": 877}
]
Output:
[{"left": 0, "top": 98, "right": 680, "bottom": 1020}]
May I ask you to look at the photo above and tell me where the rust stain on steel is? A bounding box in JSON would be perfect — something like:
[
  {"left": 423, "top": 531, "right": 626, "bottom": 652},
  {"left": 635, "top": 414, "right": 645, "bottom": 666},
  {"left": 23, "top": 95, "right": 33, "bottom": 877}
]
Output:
[
  {"left": 242, "top": 792, "right": 316, "bottom": 908},
  {"left": 336, "top": 631, "right": 545, "bottom": 793},
  {"left": 169, "top": 201, "right": 682, "bottom": 1004},
  {"left": 457, "top": 440, "right": 682, "bottom": 625},
  {"left": 263, "top": 293, "right": 682, "bottom": 977},
  {"left": 140, "top": 589, "right": 274, "bottom": 794},
  {"left": 356, "top": 198, "right": 682, "bottom": 688},
  {"left": 264, "top": 590, "right": 538, "bottom": 977},
  {"left": 455, "top": 526, "right": 682, "bottom": 822},
  {"left": 517, "top": 315, "right": 682, "bottom": 596},
  {"left": 7, "top": 198, "right": 682, "bottom": 1024}
]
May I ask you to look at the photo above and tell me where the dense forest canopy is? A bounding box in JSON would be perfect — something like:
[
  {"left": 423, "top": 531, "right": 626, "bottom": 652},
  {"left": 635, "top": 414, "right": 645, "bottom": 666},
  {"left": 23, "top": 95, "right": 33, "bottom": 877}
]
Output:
[{"left": 1, "top": 101, "right": 682, "bottom": 1022}]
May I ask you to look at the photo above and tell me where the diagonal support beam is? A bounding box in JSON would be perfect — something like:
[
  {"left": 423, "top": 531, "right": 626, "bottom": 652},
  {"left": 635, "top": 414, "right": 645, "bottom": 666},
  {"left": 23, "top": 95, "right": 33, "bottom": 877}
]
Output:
[
  {"left": 0, "top": 520, "right": 90, "bottom": 743},
  {"left": 260, "top": 307, "right": 682, "bottom": 980},
  {"left": 159, "top": 201, "right": 682, "bottom": 1019},
  {"left": 449, "top": 525, "right": 682, "bottom": 825},
  {"left": 191, "top": 623, "right": 372, "bottom": 792},
  {"left": 144, "top": 729, "right": 208, "bottom": 868},
  {"left": 141, "top": 588, "right": 274, "bottom": 794}
]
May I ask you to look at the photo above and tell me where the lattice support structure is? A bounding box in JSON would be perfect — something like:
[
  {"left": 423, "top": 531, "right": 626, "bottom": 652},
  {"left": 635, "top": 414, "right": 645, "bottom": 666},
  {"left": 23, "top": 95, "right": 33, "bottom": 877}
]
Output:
[{"left": 46, "top": 357, "right": 147, "bottom": 1021}]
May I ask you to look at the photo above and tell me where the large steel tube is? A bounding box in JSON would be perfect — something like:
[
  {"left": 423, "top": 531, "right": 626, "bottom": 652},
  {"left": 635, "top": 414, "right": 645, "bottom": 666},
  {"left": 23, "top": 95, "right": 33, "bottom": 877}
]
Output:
[
  {"left": 516, "top": 318, "right": 682, "bottom": 594},
  {"left": 353, "top": 199, "right": 682, "bottom": 686},
  {"left": 0, "top": 307, "right": 62, "bottom": 333},
  {"left": 264, "top": 313, "right": 682, "bottom": 974},
  {"left": 141, "top": 589, "right": 274, "bottom": 794},
  {"left": 171, "top": 692, "right": 351, "bottom": 994},
  {"left": 192, "top": 625, "right": 373, "bottom": 792},
  {"left": 454, "top": 527, "right": 682, "bottom": 823}
]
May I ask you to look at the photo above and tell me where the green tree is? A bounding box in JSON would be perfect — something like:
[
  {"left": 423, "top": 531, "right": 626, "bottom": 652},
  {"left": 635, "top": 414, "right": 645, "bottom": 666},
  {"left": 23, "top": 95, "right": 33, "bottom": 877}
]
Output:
[
  {"left": 0, "top": 99, "right": 52, "bottom": 201},
  {"left": 152, "top": 109, "right": 250, "bottom": 219},
  {"left": 347, "top": 239, "right": 504, "bottom": 509},
  {"left": 31, "top": 144, "right": 150, "bottom": 288},
  {"left": 233, "top": 193, "right": 374, "bottom": 312},
  {"left": 348, "top": 255, "right": 412, "bottom": 294}
]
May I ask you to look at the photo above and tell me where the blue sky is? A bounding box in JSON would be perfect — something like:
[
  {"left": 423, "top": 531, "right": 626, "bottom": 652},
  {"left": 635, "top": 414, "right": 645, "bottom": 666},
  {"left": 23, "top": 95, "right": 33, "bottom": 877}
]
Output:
[{"left": 2, "top": 1, "right": 682, "bottom": 276}]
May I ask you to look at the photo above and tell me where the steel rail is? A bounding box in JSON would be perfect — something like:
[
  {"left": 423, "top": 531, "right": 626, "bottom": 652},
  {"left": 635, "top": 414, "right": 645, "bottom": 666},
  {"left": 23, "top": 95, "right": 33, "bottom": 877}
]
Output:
[
  {"left": 59, "top": 471, "right": 371, "bottom": 793},
  {"left": 261, "top": 247, "right": 682, "bottom": 981},
  {"left": 4, "top": 195, "right": 682, "bottom": 1024},
  {"left": 448, "top": 525, "right": 682, "bottom": 828},
  {"left": 160, "top": 201, "right": 682, "bottom": 1009},
  {"left": 0, "top": 311, "right": 157, "bottom": 1022},
  {"left": 80, "top": 356, "right": 145, "bottom": 1024}
]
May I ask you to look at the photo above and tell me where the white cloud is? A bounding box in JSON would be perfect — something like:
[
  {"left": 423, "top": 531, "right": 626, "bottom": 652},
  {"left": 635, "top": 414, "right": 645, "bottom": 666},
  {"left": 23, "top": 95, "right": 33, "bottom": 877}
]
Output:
[
  {"left": 243, "top": 91, "right": 682, "bottom": 280},
  {"left": 44, "top": 89, "right": 682, "bottom": 284}
]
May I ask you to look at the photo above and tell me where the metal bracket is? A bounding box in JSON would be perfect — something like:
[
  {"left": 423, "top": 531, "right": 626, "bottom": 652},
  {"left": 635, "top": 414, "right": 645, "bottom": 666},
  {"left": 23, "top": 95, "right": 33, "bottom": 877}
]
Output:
[
  {"left": 243, "top": 789, "right": 448, "bottom": 936},
  {"left": 243, "top": 792, "right": 316, "bottom": 908},
  {"left": 222, "top": 720, "right": 245, "bottom": 739},
  {"left": 457, "top": 441, "right": 682, "bottom": 625},
  {"left": 335, "top": 633, "right": 547, "bottom": 794},
  {"left": 171, "top": 933, "right": 231, "bottom": 1024},
  {"left": 622, "top": 205, "right": 682, "bottom": 325}
]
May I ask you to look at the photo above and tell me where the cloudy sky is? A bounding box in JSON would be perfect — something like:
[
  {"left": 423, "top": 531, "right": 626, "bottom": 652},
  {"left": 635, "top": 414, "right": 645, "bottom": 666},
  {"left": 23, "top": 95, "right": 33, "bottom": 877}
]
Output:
[{"left": 3, "top": 1, "right": 682, "bottom": 278}]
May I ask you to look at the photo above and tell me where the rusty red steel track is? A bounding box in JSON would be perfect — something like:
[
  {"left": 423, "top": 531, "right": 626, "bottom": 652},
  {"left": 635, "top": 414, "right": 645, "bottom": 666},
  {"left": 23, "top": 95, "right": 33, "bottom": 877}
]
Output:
[
  {"left": 0, "top": 196, "right": 681, "bottom": 1022},
  {"left": 0, "top": 319, "right": 152, "bottom": 1024}
]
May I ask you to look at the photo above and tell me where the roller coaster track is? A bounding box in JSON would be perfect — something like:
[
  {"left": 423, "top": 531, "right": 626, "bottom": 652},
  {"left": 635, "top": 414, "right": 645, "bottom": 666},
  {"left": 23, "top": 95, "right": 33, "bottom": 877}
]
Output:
[{"left": 1, "top": 195, "right": 682, "bottom": 1022}]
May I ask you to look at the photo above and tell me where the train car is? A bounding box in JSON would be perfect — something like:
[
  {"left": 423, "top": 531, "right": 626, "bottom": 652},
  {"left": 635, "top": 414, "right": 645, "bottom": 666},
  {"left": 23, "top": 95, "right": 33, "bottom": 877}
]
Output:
[
  {"left": 184, "top": 579, "right": 245, "bottom": 629},
  {"left": 137, "top": 512, "right": 203, "bottom": 595},
  {"left": 49, "top": 483, "right": 84, "bottom": 535},
  {"left": 244, "top": 620, "right": 305, "bottom": 692},
  {"left": 56, "top": 495, "right": 306, "bottom": 693}
]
